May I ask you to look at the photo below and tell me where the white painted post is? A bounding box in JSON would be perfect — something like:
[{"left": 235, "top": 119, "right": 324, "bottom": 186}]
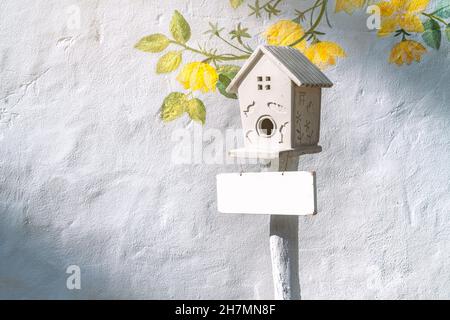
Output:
[{"left": 263, "top": 153, "right": 301, "bottom": 300}]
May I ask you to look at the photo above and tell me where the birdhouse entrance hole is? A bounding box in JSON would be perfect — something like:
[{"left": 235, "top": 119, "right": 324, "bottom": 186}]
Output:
[{"left": 257, "top": 116, "right": 276, "bottom": 137}]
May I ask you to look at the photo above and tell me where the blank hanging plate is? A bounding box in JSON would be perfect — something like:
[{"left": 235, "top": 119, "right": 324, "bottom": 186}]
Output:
[{"left": 216, "top": 171, "right": 317, "bottom": 215}]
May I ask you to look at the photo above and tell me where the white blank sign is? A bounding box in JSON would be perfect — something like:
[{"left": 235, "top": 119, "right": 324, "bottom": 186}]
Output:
[{"left": 217, "top": 171, "right": 317, "bottom": 215}]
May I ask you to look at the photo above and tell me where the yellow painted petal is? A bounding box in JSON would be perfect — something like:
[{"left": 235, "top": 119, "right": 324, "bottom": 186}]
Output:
[
  {"left": 377, "top": 1, "right": 396, "bottom": 16},
  {"left": 389, "top": 40, "right": 427, "bottom": 66},
  {"left": 378, "top": 16, "right": 398, "bottom": 37},
  {"left": 399, "top": 14, "right": 425, "bottom": 33},
  {"left": 304, "top": 41, "right": 346, "bottom": 69},
  {"left": 177, "top": 62, "right": 218, "bottom": 93},
  {"left": 407, "top": 0, "right": 430, "bottom": 13},
  {"left": 335, "top": 0, "right": 365, "bottom": 14},
  {"left": 392, "top": 0, "right": 408, "bottom": 11},
  {"left": 189, "top": 63, "right": 200, "bottom": 91},
  {"left": 265, "top": 20, "right": 307, "bottom": 52},
  {"left": 203, "top": 66, "right": 216, "bottom": 92},
  {"left": 176, "top": 63, "right": 193, "bottom": 89}
]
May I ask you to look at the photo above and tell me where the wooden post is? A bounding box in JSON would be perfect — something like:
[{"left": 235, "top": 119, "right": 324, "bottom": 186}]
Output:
[{"left": 264, "top": 153, "right": 301, "bottom": 300}]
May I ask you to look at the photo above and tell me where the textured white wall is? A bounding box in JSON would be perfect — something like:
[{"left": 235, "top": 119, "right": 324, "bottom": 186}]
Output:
[{"left": 0, "top": 0, "right": 449, "bottom": 299}]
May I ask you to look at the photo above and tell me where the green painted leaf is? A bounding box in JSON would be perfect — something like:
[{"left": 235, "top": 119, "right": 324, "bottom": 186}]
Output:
[
  {"left": 422, "top": 19, "right": 441, "bottom": 50},
  {"left": 135, "top": 34, "right": 169, "bottom": 53},
  {"left": 170, "top": 11, "right": 191, "bottom": 44},
  {"left": 217, "top": 74, "right": 237, "bottom": 99},
  {"left": 230, "top": 0, "right": 244, "bottom": 9},
  {"left": 161, "top": 92, "right": 188, "bottom": 122},
  {"left": 216, "top": 65, "right": 241, "bottom": 99},
  {"left": 446, "top": 24, "right": 450, "bottom": 41},
  {"left": 435, "top": 7, "right": 450, "bottom": 18},
  {"left": 156, "top": 51, "right": 182, "bottom": 74},
  {"left": 435, "top": 0, "right": 450, "bottom": 18},
  {"left": 187, "top": 98, "right": 206, "bottom": 124}
]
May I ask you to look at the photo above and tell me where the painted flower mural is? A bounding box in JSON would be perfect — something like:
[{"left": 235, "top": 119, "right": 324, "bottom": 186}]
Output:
[
  {"left": 177, "top": 62, "right": 219, "bottom": 93},
  {"left": 304, "top": 41, "right": 347, "bottom": 69},
  {"left": 264, "top": 20, "right": 308, "bottom": 52},
  {"left": 389, "top": 39, "right": 428, "bottom": 65},
  {"left": 135, "top": 1, "right": 450, "bottom": 124},
  {"left": 377, "top": 0, "right": 429, "bottom": 36}
]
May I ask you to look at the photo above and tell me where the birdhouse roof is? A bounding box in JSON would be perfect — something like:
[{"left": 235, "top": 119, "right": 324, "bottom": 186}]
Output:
[{"left": 227, "top": 45, "right": 333, "bottom": 94}]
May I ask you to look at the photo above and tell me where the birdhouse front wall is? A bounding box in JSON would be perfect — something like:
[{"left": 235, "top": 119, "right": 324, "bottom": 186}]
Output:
[
  {"left": 293, "top": 86, "right": 321, "bottom": 147},
  {"left": 237, "top": 55, "right": 293, "bottom": 151}
]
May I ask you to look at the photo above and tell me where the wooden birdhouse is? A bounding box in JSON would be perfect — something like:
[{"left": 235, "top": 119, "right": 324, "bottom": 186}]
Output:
[{"left": 226, "top": 45, "right": 333, "bottom": 159}]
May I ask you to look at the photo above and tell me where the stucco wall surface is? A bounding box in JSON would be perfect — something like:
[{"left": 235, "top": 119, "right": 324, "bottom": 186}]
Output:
[{"left": 0, "top": 0, "right": 449, "bottom": 299}]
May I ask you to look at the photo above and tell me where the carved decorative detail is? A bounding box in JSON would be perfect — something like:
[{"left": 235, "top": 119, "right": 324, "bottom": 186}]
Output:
[
  {"left": 267, "top": 102, "right": 286, "bottom": 113},
  {"left": 243, "top": 101, "right": 255, "bottom": 117},
  {"left": 245, "top": 130, "right": 254, "bottom": 144},
  {"left": 306, "top": 130, "right": 314, "bottom": 144},
  {"left": 298, "top": 93, "right": 306, "bottom": 107},
  {"left": 304, "top": 120, "right": 310, "bottom": 131},
  {"left": 295, "top": 108, "right": 302, "bottom": 142},
  {"left": 279, "top": 122, "right": 289, "bottom": 144}
]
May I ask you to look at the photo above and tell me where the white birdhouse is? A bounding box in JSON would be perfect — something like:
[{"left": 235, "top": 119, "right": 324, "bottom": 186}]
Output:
[
  {"left": 226, "top": 45, "right": 333, "bottom": 159},
  {"left": 218, "top": 46, "right": 335, "bottom": 299}
]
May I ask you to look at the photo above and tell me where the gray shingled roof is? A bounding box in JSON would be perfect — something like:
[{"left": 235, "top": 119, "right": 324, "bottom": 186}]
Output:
[{"left": 227, "top": 45, "right": 333, "bottom": 94}]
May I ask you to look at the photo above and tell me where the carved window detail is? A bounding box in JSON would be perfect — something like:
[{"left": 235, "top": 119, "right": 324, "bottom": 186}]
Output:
[{"left": 257, "top": 76, "right": 271, "bottom": 90}]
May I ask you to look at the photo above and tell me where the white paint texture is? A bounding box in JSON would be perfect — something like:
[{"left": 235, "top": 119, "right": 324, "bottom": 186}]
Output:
[{"left": 0, "top": 0, "right": 449, "bottom": 299}]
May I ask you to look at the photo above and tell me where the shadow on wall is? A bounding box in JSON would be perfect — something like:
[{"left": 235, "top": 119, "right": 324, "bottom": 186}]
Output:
[
  {"left": 0, "top": 201, "right": 115, "bottom": 299},
  {"left": 0, "top": 165, "right": 145, "bottom": 299}
]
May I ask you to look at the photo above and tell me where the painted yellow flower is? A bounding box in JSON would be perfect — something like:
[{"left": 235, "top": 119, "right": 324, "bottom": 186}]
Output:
[
  {"left": 389, "top": 40, "right": 427, "bottom": 65},
  {"left": 264, "top": 20, "right": 307, "bottom": 52},
  {"left": 377, "top": 0, "right": 430, "bottom": 37},
  {"left": 335, "top": 0, "right": 365, "bottom": 14},
  {"left": 304, "top": 41, "right": 346, "bottom": 69},
  {"left": 176, "top": 62, "right": 218, "bottom": 93}
]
